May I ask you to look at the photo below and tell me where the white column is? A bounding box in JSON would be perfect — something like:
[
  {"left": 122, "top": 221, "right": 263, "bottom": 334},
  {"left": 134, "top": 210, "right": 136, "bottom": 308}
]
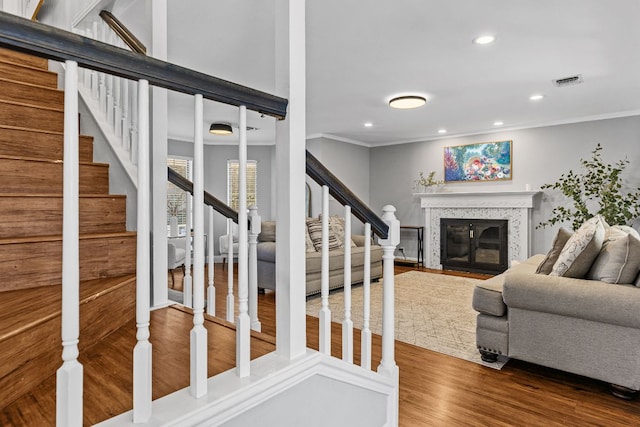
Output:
[
  {"left": 377, "top": 205, "right": 400, "bottom": 379},
  {"left": 207, "top": 206, "right": 216, "bottom": 316},
  {"left": 319, "top": 185, "right": 331, "bottom": 355},
  {"left": 274, "top": 0, "right": 307, "bottom": 359},
  {"left": 342, "top": 205, "right": 353, "bottom": 363},
  {"left": 248, "top": 205, "right": 261, "bottom": 331},
  {"left": 236, "top": 105, "right": 251, "bottom": 378},
  {"left": 226, "top": 218, "right": 235, "bottom": 323},
  {"left": 56, "top": 60, "right": 83, "bottom": 427},
  {"left": 133, "top": 79, "right": 152, "bottom": 423},
  {"left": 360, "top": 223, "right": 372, "bottom": 370},
  {"left": 190, "top": 94, "right": 207, "bottom": 397}
]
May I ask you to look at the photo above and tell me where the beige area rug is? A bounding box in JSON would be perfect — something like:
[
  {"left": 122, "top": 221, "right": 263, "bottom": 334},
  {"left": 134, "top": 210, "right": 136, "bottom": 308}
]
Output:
[{"left": 306, "top": 270, "right": 509, "bottom": 369}]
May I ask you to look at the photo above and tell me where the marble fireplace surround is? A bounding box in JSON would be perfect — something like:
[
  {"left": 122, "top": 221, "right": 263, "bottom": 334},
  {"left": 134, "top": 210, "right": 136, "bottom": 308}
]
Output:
[{"left": 417, "top": 191, "right": 539, "bottom": 269}]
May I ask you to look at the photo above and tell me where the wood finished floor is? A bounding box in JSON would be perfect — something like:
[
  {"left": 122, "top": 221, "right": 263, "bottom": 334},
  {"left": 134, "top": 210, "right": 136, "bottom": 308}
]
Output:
[{"left": 2, "top": 264, "right": 639, "bottom": 426}]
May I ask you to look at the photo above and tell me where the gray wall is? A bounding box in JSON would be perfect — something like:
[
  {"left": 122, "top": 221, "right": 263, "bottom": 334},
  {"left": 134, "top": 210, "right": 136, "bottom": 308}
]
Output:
[
  {"left": 370, "top": 115, "right": 640, "bottom": 259},
  {"left": 307, "top": 137, "right": 371, "bottom": 233},
  {"left": 169, "top": 140, "right": 274, "bottom": 257}
]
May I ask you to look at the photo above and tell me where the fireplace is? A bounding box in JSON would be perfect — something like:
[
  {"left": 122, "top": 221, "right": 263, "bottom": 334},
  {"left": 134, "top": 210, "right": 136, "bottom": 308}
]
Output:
[{"left": 440, "top": 218, "right": 508, "bottom": 274}]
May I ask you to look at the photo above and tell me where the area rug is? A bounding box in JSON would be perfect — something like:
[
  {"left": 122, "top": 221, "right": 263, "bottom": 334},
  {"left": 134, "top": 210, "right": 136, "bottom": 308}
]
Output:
[{"left": 306, "top": 270, "right": 509, "bottom": 369}]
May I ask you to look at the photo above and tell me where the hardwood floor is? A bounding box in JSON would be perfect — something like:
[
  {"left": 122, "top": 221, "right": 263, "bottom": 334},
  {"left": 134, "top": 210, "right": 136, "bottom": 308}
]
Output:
[{"left": 172, "top": 263, "right": 640, "bottom": 426}]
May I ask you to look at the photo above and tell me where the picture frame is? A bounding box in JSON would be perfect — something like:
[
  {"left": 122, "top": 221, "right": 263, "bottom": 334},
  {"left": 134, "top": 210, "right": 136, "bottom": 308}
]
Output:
[{"left": 444, "top": 140, "right": 512, "bottom": 182}]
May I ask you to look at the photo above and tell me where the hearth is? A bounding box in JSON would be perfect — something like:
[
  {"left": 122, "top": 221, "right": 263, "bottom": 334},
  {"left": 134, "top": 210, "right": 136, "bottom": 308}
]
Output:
[{"left": 440, "top": 218, "right": 508, "bottom": 274}]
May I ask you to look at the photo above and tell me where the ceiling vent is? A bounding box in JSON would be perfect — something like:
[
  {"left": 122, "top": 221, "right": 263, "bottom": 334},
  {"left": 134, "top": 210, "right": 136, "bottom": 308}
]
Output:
[{"left": 552, "top": 74, "right": 583, "bottom": 87}]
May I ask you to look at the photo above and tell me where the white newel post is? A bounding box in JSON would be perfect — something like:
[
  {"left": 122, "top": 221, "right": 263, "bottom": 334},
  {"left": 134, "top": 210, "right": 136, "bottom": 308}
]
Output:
[
  {"left": 57, "top": 60, "right": 83, "bottom": 427},
  {"left": 207, "top": 206, "right": 216, "bottom": 316},
  {"left": 342, "top": 205, "right": 353, "bottom": 363},
  {"left": 248, "top": 205, "right": 262, "bottom": 331},
  {"left": 377, "top": 205, "right": 399, "bottom": 377},
  {"left": 319, "top": 185, "right": 331, "bottom": 355},
  {"left": 377, "top": 205, "right": 400, "bottom": 426},
  {"left": 236, "top": 105, "right": 251, "bottom": 377},
  {"left": 360, "top": 223, "right": 372, "bottom": 370},
  {"left": 190, "top": 94, "right": 207, "bottom": 397},
  {"left": 133, "top": 79, "right": 152, "bottom": 423}
]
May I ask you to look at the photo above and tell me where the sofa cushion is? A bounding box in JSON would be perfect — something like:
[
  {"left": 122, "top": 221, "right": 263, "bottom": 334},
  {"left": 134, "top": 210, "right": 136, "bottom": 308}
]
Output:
[
  {"left": 550, "top": 215, "right": 606, "bottom": 278},
  {"left": 535, "top": 227, "right": 572, "bottom": 274},
  {"left": 258, "top": 221, "right": 276, "bottom": 242},
  {"left": 305, "top": 245, "right": 383, "bottom": 274},
  {"left": 304, "top": 225, "right": 316, "bottom": 252},
  {"left": 306, "top": 218, "right": 341, "bottom": 251},
  {"left": 256, "top": 241, "right": 276, "bottom": 263},
  {"left": 588, "top": 228, "right": 640, "bottom": 284},
  {"left": 472, "top": 275, "right": 507, "bottom": 316}
]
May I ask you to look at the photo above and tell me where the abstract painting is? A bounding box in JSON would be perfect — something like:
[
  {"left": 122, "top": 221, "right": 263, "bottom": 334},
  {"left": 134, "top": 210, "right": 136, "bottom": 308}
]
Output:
[{"left": 444, "top": 140, "right": 512, "bottom": 182}]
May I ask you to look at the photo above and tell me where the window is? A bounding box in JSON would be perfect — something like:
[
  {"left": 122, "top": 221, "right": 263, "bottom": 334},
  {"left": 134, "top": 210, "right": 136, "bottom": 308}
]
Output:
[
  {"left": 167, "top": 158, "right": 192, "bottom": 236},
  {"left": 227, "top": 160, "right": 257, "bottom": 211}
]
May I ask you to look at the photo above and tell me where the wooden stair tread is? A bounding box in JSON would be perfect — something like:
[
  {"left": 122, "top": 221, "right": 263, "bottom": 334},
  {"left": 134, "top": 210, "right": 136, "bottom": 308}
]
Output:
[
  {"left": 0, "top": 153, "right": 108, "bottom": 167},
  {"left": 0, "top": 124, "right": 93, "bottom": 140},
  {"left": 0, "top": 59, "right": 58, "bottom": 88},
  {"left": 0, "top": 47, "right": 49, "bottom": 69},
  {"left": 0, "top": 275, "right": 136, "bottom": 342},
  {"left": 0, "top": 231, "right": 136, "bottom": 246},
  {"left": 0, "top": 76, "right": 62, "bottom": 93},
  {"left": 0, "top": 193, "right": 125, "bottom": 199},
  {"left": 0, "top": 98, "right": 63, "bottom": 113}
]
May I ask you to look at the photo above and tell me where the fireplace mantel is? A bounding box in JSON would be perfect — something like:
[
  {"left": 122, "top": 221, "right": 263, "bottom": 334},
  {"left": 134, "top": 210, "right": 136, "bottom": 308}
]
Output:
[{"left": 415, "top": 191, "right": 540, "bottom": 269}]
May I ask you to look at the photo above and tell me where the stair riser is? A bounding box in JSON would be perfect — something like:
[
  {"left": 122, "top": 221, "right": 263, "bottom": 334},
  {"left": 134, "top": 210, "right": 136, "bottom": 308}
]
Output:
[
  {"left": 0, "top": 47, "right": 49, "bottom": 70},
  {"left": 0, "top": 101, "right": 63, "bottom": 133},
  {"left": 0, "top": 158, "right": 109, "bottom": 194},
  {"left": 0, "top": 78, "right": 64, "bottom": 109},
  {"left": 0, "top": 61, "right": 57, "bottom": 88},
  {"left": 0, "top": 128, "right": 93, "bottom": 162},
  {"left": 0, "top": 279, "right": 135, "bottom": 410},
  {"left": 0, "top": 235, "right": 137, "bottom": 292},
  {"left": 0, "top": 196, "right": 126, "bottom": 238}
]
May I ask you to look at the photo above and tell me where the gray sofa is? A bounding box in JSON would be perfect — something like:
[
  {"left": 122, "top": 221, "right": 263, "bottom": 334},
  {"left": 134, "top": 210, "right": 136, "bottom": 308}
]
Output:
[
  {"left": 473, "top": 254, "right": 640, "bottom": 397},
  {"left": 257, "top": 221, "right": 383, "bottom": 296}
]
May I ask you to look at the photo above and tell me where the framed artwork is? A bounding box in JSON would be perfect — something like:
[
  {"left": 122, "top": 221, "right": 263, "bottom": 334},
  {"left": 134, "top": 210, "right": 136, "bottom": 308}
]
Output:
[{"left": 444, "top": 140, "right": 512, "bottom": 182}]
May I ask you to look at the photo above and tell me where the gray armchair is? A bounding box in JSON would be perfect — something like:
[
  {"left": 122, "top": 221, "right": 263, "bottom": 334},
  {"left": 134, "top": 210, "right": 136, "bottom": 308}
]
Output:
[{"left": 168, "top": 237, "right": 187, "bottom": 286}]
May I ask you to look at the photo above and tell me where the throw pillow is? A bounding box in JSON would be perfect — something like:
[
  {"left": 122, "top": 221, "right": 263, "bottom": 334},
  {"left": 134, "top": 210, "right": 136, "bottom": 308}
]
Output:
[
  {"left": 304, "top": 223, "right": 316, "bottom": 253},
  {"left": 612, "top": 225, "right": 640, "bottom": 240},
  {"left": 588, "top": 228, "right": 640, "bottom": 284},
  {"left": 258, "top": 221, "right": 276, "bottom": 242},
  {"left": 550, "top": 215, "right": 606, "bottom": 278},
  {"left": 319, "top": 214, "right": 357, "bottom": 248},
  {"left": 306, "top": 218, "right": 341, "bottom": 251},
  {"left": 535, "top": 227, "right": 573, "bottom": 274}
]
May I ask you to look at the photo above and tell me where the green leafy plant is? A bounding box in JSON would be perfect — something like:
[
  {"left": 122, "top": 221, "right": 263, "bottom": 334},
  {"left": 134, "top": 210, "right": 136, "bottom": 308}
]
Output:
[
  {"left": 415, "top": 171, "right": 444, "bottom": 188},
  {"left": 538, "top": 143, "right": 640, "bottom": 230}
]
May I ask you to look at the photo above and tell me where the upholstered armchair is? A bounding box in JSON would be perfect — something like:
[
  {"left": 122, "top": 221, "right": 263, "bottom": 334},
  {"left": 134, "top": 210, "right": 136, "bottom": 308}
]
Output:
[
  {"left": 168, "top": 237, "right": 187, "bottom": 286},
  {"left": 219, "top": 222, "right": 239, "bottom": 266}
]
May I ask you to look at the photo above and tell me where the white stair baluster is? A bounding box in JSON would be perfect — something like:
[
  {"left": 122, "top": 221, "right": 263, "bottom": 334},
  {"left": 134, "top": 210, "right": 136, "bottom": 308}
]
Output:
[
  {"left": 106, "top": 73, "right": 114, "bottom": 126},
  {"left": 183, "top": 193, "right": 193, "bottom": 308},
  {"left": 319, "top": 185, "right": 331, "bottom": 355},
  {"left": 90, "top": 22, "right": 99, "bottom": 99},
  {"left": 122, "top": 80, "right": 130, "bottom": 150},
  {"left": 236, "top": 105, "right": 250, "bottom": 377},
  {"left": 190, "top": 94, "right": 207, "bottom": 397},
  {"left": 113, "top": 77, "right": 121, "bottom": 136},
  {"left": 342, "top": 205, "right": 353, "bottom": 363},
  {"left": 248, "top": 205, "right": 261, "bottom": 331},
  {"left": 377, "top": 205, "right": 400, "bottom": 379},
  {"left": 133, "top": 78, "right": 152, "bottom": 422},
  {"left": 56, "top": 60, "right": 83, "bottom": 427},
  {"left": 361, "top": 223, "right": 372, "bottom": 370},
  {"left": 207, "top": 205, "right": 216, "bottom": 316},
  {"left": 226, "top": 218, "right": 235, "bottom": 323}
]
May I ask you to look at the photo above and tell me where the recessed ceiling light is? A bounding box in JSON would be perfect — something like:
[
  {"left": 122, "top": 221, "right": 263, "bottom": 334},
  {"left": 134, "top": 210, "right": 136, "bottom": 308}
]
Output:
[
  {"left": 438, "top": 129, "right": 447, "bottom": 134},
  {"left": 529, "top": 94, "right": 544, "bottom": 101},
  {"left": 493, "top": 121, "right": 504, "bottom": 126},
  {"left": 473, "top": 35, "right": 496, "bottom": 45},
  {"left": 364, "top": 122, "right": 373, "bottom": 128},
  {"left": 388, "top": 95, "right": 427, "bottom": 109}
]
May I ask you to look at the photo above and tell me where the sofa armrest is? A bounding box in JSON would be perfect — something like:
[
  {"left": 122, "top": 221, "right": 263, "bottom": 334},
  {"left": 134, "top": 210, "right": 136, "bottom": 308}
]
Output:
[
  {"left": 352, "top": 235, "right": 373, "bottom": 247},
  {"left": 503, "top": 272, "right": 640, "bottom": 329}
]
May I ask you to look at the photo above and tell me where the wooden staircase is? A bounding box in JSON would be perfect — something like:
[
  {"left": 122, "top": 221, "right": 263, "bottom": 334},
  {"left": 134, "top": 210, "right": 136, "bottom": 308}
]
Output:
[{"left": 0, "top": 47, "right": 137, "bottom": 415}]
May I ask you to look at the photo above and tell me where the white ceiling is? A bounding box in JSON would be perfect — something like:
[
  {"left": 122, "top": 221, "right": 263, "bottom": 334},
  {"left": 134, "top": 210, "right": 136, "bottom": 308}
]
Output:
[{"left": 164, "top": 0, "right": 640, "bottom": 147}]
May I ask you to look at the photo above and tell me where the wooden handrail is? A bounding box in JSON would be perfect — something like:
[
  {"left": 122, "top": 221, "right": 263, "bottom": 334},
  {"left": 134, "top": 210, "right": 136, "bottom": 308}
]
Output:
[
  {"left": 168, "top": 167, "right": 239, "bottom": 223},
  {"left": 99, "top": 10, "right": 147, "bottom": 55},
  {"left": 306, "top": 150, "right": 389, "bottom": 239},
  {"left": 0, "top": 12, "right": 288, "bottom": 119}
]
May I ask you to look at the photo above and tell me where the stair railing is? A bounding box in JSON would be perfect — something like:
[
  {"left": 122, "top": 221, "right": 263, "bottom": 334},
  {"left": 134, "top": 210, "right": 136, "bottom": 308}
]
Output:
[
  {"left": 306, "top": 152, "right": 400, "bottom": 417},
  {"left": 0, "top": 11, "right": 286, "bottom": 426}
]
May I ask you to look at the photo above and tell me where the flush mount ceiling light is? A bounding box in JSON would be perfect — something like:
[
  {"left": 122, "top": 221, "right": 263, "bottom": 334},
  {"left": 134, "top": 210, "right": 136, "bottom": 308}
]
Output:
[
  {"left": 388, "top": 95, "right": 427, "bottom": 109},
  {"left": 473, "top": 34, "right": 496, "bottom": 45},
  {"left": 209, "top": 123, "right": 233, "bottom": 135}
]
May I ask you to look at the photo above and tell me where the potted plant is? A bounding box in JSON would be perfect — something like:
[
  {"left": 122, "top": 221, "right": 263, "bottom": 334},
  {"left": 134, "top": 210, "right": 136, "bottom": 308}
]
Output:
[
  {"left": 538, "top": 143, "right": 640, "bottom": 230},
  {"left": 414, "top": 171, "right": 444, "bottom": 193}
]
